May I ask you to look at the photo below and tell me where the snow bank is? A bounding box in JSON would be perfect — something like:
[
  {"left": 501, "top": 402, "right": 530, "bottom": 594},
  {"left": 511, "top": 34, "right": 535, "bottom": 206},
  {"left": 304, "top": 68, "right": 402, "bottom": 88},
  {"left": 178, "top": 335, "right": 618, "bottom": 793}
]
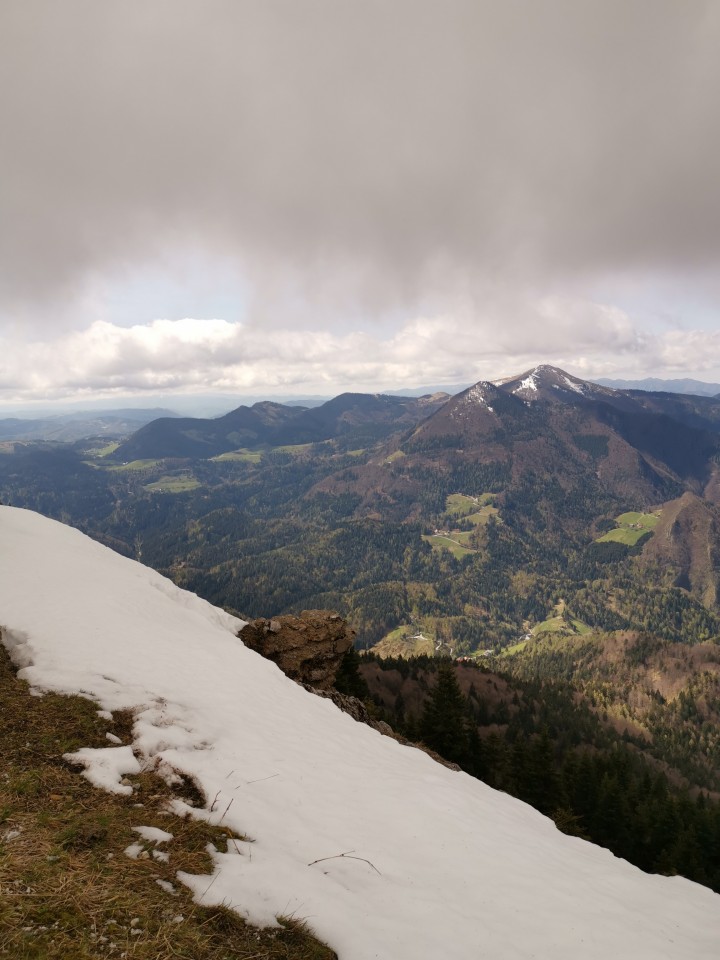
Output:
[{"left": 1, "top": 506, "right": 718, "bottom": 959}]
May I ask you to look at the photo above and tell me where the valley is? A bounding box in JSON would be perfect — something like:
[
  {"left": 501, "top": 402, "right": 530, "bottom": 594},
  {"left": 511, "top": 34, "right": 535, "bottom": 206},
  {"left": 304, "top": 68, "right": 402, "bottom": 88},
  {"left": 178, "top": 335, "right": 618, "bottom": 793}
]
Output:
[{"left": 2, "top": 366, "right": 720, "bottom": 846}]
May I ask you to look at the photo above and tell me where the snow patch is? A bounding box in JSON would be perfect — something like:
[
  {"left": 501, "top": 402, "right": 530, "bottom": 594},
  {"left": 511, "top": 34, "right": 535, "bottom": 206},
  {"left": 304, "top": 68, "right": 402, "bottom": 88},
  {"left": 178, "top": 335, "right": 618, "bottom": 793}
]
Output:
[
  {"left": 513, "top": 373, "right": 539, "bottom": 394},
  {"left": 63, "top": 745, "right": 141, "bottom": 795},
  {"left": 132, "top": 825, "right": 173, "bottom": 845},
  {"left": 1, "top": 505, "right": 719, "bottom": 960},
  {"left": 562, "top": 374, "right": 586, "bottom": 394},
  {"left": 464, "top": 383, "right": 496, "bottom": 413}
]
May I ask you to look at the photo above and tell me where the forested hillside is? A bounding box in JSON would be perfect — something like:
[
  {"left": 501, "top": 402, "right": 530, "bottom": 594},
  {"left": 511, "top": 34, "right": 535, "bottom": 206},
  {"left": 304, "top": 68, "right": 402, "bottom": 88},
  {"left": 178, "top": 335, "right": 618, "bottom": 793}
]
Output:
[
  {"left": 359, "top": 653, "right": 720, "bottom": 893},
  {"left": 2, "top": 369, "right": 720, "bottom": 850}
]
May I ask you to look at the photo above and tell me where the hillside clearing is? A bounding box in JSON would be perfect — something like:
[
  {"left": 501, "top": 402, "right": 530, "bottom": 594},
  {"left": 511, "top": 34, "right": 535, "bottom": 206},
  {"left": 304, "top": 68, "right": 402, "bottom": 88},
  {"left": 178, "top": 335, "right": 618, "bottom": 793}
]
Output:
[
  {"left": 144, "top": 475, "right": 201, "bottom": 493},
  {"left": 596, "top": 511, "right": 660, "bottom": 546}
]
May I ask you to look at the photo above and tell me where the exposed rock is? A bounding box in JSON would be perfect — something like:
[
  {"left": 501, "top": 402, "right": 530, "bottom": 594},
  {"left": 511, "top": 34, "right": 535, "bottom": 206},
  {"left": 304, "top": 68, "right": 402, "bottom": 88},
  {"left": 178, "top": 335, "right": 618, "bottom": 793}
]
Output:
[
  {"left": 301, "top": 685, "right": 373, "bottom": 723},
  {"left": 238, "top": 610, "right": 355, "bottom": 690}
]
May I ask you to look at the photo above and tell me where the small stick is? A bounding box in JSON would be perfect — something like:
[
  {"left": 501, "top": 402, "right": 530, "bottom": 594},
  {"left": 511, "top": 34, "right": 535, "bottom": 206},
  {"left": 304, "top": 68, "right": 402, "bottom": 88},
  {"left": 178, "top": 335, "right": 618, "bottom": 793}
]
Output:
[
  {"left": 307, "top": 851, "right": 381, "bottom": 875},
  {"left": 245, "top": 773, "right": 279, "bottom": 784}
]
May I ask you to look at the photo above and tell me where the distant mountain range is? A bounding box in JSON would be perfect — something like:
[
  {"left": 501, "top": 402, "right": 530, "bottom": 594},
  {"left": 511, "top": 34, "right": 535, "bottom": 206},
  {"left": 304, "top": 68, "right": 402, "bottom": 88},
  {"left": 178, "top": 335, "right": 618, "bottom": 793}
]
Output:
[
  {"left": 0, "top": 408, "right": 179, "bottom": 443},
  {"left": 596, "top": 376, "right": 720, "bottom": 396}
]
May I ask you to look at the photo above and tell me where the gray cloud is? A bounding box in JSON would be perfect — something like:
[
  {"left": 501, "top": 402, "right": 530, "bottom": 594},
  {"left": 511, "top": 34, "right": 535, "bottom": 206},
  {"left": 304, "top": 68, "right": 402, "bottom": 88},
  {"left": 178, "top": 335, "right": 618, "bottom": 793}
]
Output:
[{"left": 2, "top": 0, "right": 720, "bottom": 332}]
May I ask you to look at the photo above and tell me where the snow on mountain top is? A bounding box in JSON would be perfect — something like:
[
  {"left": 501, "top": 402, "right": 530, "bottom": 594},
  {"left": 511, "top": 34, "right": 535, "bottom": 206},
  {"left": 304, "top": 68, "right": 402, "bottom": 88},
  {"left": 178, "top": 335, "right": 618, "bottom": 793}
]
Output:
[
  {"left": 462, "top": 382, "right": 496, "bottom": 412},
  {"left": 514, "top": 373, "right": 539, "bottom": 394},
  {"left": 495, "top": 365, "right": 590, "bottom": 395},
  {"left": 1, "top": 505, "right": 718, "bottom": 959}
]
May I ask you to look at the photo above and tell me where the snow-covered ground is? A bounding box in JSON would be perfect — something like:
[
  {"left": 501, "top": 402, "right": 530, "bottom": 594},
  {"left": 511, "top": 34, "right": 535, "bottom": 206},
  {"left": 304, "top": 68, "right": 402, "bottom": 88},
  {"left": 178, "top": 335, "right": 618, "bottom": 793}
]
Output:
[{"left": 1, "top": 505, "right": 718, "bottom": 959}]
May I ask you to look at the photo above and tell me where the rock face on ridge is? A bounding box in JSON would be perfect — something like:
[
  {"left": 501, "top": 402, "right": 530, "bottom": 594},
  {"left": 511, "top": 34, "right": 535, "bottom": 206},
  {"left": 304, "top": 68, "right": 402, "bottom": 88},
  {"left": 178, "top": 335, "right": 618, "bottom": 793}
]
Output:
[{"left": 238, "top": 610, "right": 355, "bottom": 690}]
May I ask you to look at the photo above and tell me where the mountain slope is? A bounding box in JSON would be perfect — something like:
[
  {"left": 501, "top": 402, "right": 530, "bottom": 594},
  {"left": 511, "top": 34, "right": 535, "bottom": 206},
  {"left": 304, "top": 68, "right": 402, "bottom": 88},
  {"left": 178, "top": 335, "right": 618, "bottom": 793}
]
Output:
[
  {"left": 322, "top": 364, "right": 720, "bottom": 529},
  {"left": 115, "top": 401, "right": 307, "bottom": 459},
  {"left": 0, "top": 506, "right": 718, "bottom": 959},
  {"left": 115, "top": 393, "right": 450, "bottom": 460}
]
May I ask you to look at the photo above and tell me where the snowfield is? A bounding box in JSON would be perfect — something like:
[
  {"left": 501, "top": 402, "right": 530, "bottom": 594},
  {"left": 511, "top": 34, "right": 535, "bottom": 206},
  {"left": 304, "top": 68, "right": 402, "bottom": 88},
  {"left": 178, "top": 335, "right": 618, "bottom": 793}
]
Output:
[{"left": 1, "top": 505, "right": 718, "bottom": 959}]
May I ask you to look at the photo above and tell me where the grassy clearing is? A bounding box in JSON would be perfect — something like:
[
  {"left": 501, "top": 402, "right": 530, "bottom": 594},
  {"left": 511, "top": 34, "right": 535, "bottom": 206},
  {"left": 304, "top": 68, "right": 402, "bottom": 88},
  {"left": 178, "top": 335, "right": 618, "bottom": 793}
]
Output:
[
  {"left": 422, "top": 534, "right": 474, "bottom": 559},
  {"left": 464, "top": 505, "right": 499, "bottom": 526},
  {"left": 94, "top": 442, "right": 121, "bottom": 458},
  {"left": 144, "top": 476, "right": 201, "bottom": 494},
  {"left": 384, "top": 450, "right": 406, "bottom": 464},
  {"left": 211, "top": 449, "right": 263, "bottom": 463},
  {"left": 596, "top": 511, "right": 660, "bottom": 546},
  {"left": 105, "top": 460, "right": 164, "bottom": 473},
  {"left": 500, "top": 615, "right": 590, "bottom": 657},
  {"left": 424, "top": 494, "right": 499, "bottom": 559},
  {"left": 534, "top": 613, "right": 591, "bottom": 637},
  {"left": 445, "top": 493, "right": 494, "bottom": 517},
  {"left": 501, "top": 639, "right": 531, "bottom": 657},
  {"left": 371, "top": 625, "right": 436, "bottom": 659},
  {"left": 0, "top": 645, "right": 336, "bottom": 960},
  {"left": 273, "top": 444, "right": 314, "bottom": 455},
  {"left": 534, "top": 616, "right": 569, "bottom": 634}
]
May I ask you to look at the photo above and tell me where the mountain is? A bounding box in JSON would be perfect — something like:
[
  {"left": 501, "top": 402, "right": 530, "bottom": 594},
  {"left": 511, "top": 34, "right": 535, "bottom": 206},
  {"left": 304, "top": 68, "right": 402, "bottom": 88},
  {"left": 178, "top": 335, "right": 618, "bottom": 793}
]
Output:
[
  {"left": 113, "top": 401, "right": 306, "bottom": 459},
  {"left": 316, "top": 364, "right": 720, "bottom": 527},
  {"left": 114, "top": 392, "right": 450, "bottom": 460},
  {"left": 1, "top": 505, "right": 718, "bottom": 959},
  {"left": 597, "top": 376, "right": 720, "bottom": 396},
  {"left": 0, "top": 408, "right": 179, "bottom": 443}
]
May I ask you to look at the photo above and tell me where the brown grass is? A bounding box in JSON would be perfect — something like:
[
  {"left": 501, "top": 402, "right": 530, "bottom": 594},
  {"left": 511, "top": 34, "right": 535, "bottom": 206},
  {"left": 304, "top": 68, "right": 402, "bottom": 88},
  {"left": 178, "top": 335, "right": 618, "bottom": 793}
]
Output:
[{"left": 0, "top": 644, "right": 336, "bottom": 960}]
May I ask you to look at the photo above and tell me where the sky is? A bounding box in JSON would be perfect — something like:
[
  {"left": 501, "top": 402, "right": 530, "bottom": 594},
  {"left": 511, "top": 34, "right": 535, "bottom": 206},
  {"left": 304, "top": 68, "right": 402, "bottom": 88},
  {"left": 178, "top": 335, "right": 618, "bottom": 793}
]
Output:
[
  {"left": 2, "top": 1, "right": 720, "bottom": 407},
  {"left": 1, "top": 504, "right": 718, "bottom": 958}
]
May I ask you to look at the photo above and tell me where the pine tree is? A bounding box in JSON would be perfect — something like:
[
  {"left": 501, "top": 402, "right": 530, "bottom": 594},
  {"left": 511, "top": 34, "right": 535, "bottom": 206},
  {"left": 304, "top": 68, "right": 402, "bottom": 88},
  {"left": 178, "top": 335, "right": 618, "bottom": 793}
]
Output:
[{"left": 420, "top": 661, "right": 470, "bottom": 766}]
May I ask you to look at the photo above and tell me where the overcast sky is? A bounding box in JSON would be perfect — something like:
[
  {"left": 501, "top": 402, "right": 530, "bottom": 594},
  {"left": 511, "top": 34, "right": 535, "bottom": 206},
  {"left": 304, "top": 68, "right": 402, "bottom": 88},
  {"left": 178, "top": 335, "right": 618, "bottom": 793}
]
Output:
[{"left": 2, "top": 0, "right": 720, "bottom": 406}]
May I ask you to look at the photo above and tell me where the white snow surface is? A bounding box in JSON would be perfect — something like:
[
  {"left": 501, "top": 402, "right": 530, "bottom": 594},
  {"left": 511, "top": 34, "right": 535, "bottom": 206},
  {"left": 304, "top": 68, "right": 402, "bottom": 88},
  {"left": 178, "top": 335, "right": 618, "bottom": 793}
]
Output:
[
  {"left": 0, "top": 506, "right": 719, "bottom": 959},
  {"left": 514, "top": 373, "right": 539, "bottom": 394},
  {"left": 463, "top": 383, "right": 495, "bottom": 412},
  {"left": 133, "top": 825, "right": 173, "bottom": 845},
  {"left": 64, "top": 744, "right": 141, "bottom": 795},
  {"left": 562, "top": 373, "right": 586, "bottom": 395}
]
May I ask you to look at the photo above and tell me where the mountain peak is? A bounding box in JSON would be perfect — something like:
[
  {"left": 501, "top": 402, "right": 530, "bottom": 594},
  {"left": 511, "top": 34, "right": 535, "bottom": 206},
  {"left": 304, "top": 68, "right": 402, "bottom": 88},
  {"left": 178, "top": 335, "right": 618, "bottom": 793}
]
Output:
[{"left": 493, "top": 364, "right": 611, "bottom": 402}]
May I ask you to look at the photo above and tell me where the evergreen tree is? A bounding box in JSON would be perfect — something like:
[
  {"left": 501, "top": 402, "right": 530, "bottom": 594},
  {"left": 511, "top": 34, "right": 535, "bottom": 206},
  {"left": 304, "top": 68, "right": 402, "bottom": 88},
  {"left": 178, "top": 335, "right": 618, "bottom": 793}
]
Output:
[{"left": 420, "top": 661, "right": 470, "bottom": 766}]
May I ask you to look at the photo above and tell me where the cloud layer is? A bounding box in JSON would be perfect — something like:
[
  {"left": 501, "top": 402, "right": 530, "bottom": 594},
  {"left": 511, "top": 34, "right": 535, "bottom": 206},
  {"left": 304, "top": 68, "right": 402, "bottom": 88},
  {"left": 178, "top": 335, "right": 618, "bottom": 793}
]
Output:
[
  {"left": 2, "top": 305, "right": 717, "bottom": 404},
  {"left": 2, "top": 2, "right": 720, "bottom": 396}
]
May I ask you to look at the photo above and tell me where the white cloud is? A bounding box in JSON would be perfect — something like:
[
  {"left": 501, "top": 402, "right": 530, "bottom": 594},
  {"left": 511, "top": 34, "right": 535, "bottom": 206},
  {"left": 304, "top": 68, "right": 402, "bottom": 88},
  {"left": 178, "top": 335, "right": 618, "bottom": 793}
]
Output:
[{"left": 3, "top": 299, "right": 718, "bottom": 404}]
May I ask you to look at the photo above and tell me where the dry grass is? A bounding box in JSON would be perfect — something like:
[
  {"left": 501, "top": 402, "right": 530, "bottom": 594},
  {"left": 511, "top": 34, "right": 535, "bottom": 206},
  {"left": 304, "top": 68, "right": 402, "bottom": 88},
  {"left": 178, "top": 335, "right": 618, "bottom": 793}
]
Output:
[{"left": 0, "top": 645, "right": 336, "bottom": 960}]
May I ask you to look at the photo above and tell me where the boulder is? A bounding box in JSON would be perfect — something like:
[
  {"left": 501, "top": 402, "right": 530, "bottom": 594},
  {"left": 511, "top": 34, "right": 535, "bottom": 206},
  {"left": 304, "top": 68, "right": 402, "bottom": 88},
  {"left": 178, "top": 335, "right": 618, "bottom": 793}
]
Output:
[{"left": 238, "top": 610, "right": 355, "bottom": 690}]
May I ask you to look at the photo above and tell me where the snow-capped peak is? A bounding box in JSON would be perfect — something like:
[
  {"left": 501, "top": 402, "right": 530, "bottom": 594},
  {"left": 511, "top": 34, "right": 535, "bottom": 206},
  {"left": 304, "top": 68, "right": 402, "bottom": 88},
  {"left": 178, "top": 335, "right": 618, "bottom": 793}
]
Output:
[
  {"left": 492, "top": 364, "right": 597, "bottom": 401},
  {"left": 0, "top": 505, "right": 718, "bottom": 959}
]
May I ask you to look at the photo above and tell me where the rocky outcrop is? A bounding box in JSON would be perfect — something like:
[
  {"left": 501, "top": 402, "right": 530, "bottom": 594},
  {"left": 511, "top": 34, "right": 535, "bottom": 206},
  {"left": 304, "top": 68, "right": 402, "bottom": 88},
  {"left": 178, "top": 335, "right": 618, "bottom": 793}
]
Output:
[{"left": 238, "top": 610, "right": 355, "bottom": 690}]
